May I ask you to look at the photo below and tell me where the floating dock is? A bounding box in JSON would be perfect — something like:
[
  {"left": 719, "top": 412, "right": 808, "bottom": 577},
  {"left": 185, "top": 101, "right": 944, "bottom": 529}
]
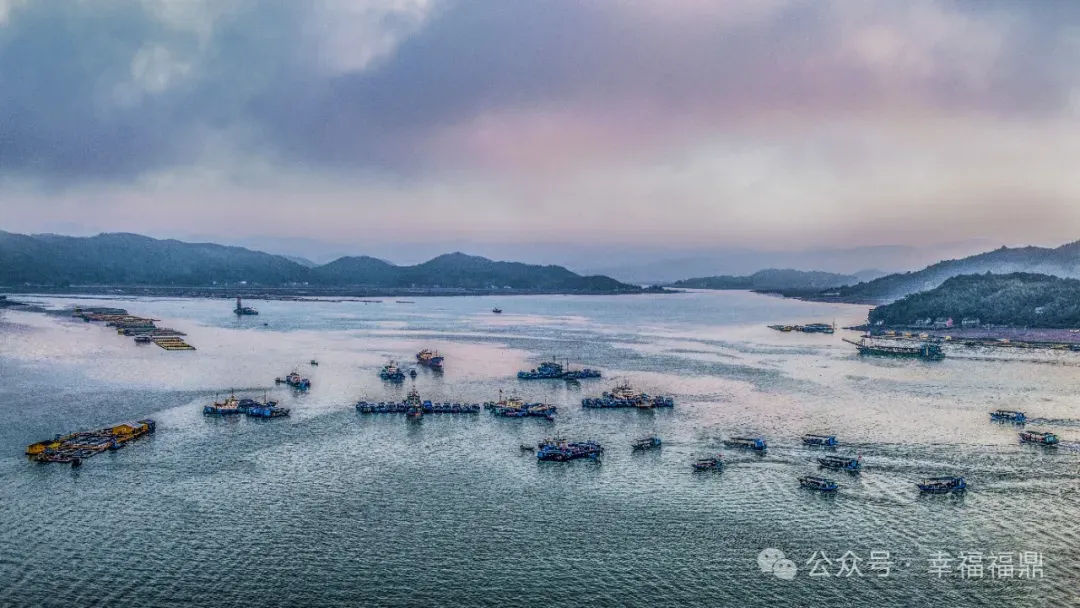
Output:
[{"left": 26, "top": 419, "right": 156, "bottom": 465}]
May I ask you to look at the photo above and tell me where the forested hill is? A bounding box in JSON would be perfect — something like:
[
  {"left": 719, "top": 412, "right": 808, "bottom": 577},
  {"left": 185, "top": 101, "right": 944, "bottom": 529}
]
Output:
[
  {"left": 0, "top": 231, "right": 644, "bottom": 293},
  {"left": 868, "top": 273, "right": 1080, "bottom": 328},
  {"left": 670, "top": 269, "right": 860, "bottom": 291},
  {"left": 829, "top": 242, "right": 1080, "bottom": 302}
]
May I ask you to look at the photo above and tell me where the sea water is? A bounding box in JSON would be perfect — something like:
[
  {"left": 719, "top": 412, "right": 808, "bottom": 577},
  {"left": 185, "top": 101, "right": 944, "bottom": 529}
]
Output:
[{"left": 1, "top": 291, "right": 1077, "bottom": 606}]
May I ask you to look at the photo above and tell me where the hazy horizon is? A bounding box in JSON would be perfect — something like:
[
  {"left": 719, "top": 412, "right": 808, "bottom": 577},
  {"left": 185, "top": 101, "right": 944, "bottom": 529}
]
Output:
[{"left": 3, "top": 1, "right": 1079, "bottom": 263}]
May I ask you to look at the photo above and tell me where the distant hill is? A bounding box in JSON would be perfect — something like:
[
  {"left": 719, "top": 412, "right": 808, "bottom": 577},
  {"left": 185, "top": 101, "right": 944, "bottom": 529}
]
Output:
[
  {"left": 829, "top": 242, "right": 1080, "bottom": 303},
  {"left": 0, "top": 231, "right": 643, "bottom": 293},
  {"left": 869, "top": 273, "right": 1080, "bottom": 328},
  {"left": 670, "top": 269, "right": 861, "bottom": 291}
]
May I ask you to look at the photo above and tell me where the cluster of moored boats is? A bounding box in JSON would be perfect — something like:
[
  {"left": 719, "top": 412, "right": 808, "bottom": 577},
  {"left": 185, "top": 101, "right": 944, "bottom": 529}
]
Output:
[
  {"left": 581, "top": 382, "right": 674, "bottom": 409},
  {"left": 204, "top": 395, "right": 291, "bottom": 418}
]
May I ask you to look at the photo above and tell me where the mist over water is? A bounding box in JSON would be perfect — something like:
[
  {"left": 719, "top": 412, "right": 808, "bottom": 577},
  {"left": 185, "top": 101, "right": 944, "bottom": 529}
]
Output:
[{"left": 1, "top": 291, "right": 1078, "bottom": 606}]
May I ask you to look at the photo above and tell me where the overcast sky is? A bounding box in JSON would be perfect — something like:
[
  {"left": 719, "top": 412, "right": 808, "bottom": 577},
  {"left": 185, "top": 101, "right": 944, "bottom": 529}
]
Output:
[{"left": 2, "top": 0, "right": 1079, "bottom": 260}]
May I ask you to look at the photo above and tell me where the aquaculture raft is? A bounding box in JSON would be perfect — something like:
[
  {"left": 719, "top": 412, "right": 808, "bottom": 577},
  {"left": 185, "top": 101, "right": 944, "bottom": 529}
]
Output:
[
  {"left": 26, "top": 419, "right": 156, "bottom": 465},
  {"left": 582, "top": 382, "right": 674, "bottom": 409},
  {"left": 73, "top": 307, "right": 194, "bottom": 350}
]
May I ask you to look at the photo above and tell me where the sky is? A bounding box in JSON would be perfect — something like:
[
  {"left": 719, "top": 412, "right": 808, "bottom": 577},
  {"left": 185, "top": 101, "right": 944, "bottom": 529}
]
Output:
[{"left": 1, "top": 0, "right": 1080, "bottom": 270}]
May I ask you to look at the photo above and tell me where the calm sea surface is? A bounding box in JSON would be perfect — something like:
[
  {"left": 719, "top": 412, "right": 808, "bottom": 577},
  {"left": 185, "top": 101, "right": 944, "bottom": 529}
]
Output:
[{"left": 1, "top": 290, "right": 1078, "bottom": 607}]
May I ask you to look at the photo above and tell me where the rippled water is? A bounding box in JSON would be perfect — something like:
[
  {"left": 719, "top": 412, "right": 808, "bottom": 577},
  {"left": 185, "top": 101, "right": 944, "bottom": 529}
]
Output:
[{"left": 1, "top": 291, "right": 1078, "bottom": 607}]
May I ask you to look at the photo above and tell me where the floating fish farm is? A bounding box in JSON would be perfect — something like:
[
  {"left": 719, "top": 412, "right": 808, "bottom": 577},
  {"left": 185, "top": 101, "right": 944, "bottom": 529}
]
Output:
[
  {"left": 581, "top": 383, "right": 674, "bottom": 409},
  {"left": 26, "top": 419, "right": 156, "bottom": 466},
  {"left": 517, "top": 359, "right": 601, "bottom": 380},
  {"left": 73, "top": 307, "right": 195, "bottom": 350},
  {"left": 536, "top": 437, "right": 603, "bottom": 461}
]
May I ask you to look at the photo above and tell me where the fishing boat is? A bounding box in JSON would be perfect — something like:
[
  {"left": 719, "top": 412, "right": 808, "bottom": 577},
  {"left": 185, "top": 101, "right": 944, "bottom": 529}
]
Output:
[
  {"left": 632, "top": 435, "right": 662, "bottom": 450},
  {"left": 520, "top": 444, "right": 535, "bottom": 451},
  {"left": 582, "top": 382, "right": 674, "bottom": 409},
  {"left": 843, "top": 337, "right": 945, "bottom": 360},
  {"left": 204, "top": 395, "right": 243, "bottom": 415},
  {"left": 275, "top": 371, "right": 311, "bottom": 390},
  {"left": 990, "top": 410, "right": 1026, "bottom": 424},
  {"left": 379, "top": 361, "right": 406, "bottom": 382},
  {"left": 692, "top": 456, "right": 724, "bottom": 471},
  {"left": 1019, "top": 430, "right": 1059, "bottom": 445},
  {"left": 134, "top": 335, "right": 153, "bottom": 344},
  {"left": 233, "top": 296, "right": 258, "bottom": 316},
  {"left": 492, "top": 307, "right": 503, "bottom": 314},
  {"left": 246, "top": 403, "right": 290, "bottom": 418},
  {"left": 518, "top": 358, "right": 602, "bottom": 380},
  {"left": 404, "top": 387, "right": 424, "bottom": 420},
  {"left": 799, "top": 476, "right": 839, "bottom": 492},
  {"left": 917, "top": 476, "right": 966, "bottom": 494},
  {"left": 802, "top": 434, "right": 837, "bottom": 447},
  {"left": 310, "top": 359, "right": 319, "bottom": 366},
  {"left": 817, "top": 454, "right": 861, "bottom": 472},
  {"left": 536, "top": 437, "right": 603, "bottom": 461},
  {"left": 416, "top": 349, "right": 445, "bottom": 369},
  {"left": 724, "top": 436, "right": 767, "bottom": 452},
  {"left": 488, "top": 391, "right": 556, "bottom": 419}
]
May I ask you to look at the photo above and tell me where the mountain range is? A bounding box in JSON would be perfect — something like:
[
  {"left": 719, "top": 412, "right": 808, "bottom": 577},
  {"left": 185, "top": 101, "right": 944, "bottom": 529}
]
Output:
[
  {"left": 0, "top": 231, "right": 642, "bottom": 293},
  {"left": 669, "top": 269, "right": 869, "bottom": 291},
  {"left": 826, "top": 242, "right": 1080, "bottom": 303}
]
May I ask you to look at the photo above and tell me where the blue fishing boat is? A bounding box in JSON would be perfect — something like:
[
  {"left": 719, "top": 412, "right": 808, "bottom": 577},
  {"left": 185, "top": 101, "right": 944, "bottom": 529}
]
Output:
[
  {"left": 246, "top": 404, "right": 290, "bottom": 418},
  {"left": 518, "top": 358, "right": 601, "bottom": 380},
  {"left": 379, "top": 361, "right": 406, "bottom": 382},
  {"left": 492, "top": 307, "right": 503, "bottom": 314},
  {"left": 799, "top": 476, "right": 838, "bottom": 492},
  {"left": 918, "top": 476, "right": 966, "bottom": 494},
  {"left": 724, "top": 436, "right": 767, "bottom": 452},
  {"left": 990, "top": 410, "right": 1026, "bottom": 424},
  {"left": 404, "top": 387, "right": 424, "bottom": 420},
  {"left": 536, "top": 437, "right": 603, "bottom": 461},
  {"left": 1019, "top": 430, "right": 1058, "bottom": 445},
  {"left": 692, "top": 456, "right": 724, "bottom": 472},
  {"left": 416, "top": 349, "right": 444, "bottom": 369},
  {"left": 488, "top": 391, "right": 556, "bottom": 419},
  {"left": 802, "top": 434, "right": 837, "bottom": 447},
  {"left": 275, "top": 371, "right": 311, "bottom": 390},
  {"left": 817, "top": 454, "right": 861, "bottom": 472},
  {"left": 632, "top": 435, "right": 662, "bottom": 450}
]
